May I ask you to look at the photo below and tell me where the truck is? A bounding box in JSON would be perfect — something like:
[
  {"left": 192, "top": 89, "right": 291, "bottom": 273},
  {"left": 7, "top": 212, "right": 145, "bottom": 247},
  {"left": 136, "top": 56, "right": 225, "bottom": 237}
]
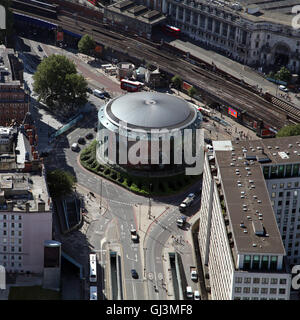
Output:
[
  {"left": 176, "top": 216, "right": 187, "bottom": 228},
  {"left": 190, "top": 266, "right": 198, "bottom": 281},
  {"left": 179, "top": 193, "right": 195, "bottom": 212}
]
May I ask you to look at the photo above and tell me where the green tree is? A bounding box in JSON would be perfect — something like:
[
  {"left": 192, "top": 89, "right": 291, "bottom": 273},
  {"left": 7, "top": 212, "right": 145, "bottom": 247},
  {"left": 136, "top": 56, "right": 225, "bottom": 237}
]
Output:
[
  {"left": 78, "top": 34, "right": 96, "bottom": 55},
  {"left": 276, "top": 124, "right": 300, "bottom": 138},
  {"left": 0, "top": 0, "right": 14, "bottom": 46},
  {"left": 33, "top": 54, "right": 87, "bottom": 113},
  {"left": 46, "top": 169, "right": 76, "bottom": 197},
  {"left": 188, "top": 86, "right": 197, "bottom": 100},
  {"left": 275, "top": 66, "right": 291, "bottom": 83},
  {"left": 171, "top": 75, "right": 183, "bottom": 93}
]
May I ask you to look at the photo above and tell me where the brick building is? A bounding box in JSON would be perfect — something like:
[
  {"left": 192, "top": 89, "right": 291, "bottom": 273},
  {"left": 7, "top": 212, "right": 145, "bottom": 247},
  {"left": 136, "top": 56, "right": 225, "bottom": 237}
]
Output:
[{"left": 0, "top": 46, "right": 29, "bottom": 127}]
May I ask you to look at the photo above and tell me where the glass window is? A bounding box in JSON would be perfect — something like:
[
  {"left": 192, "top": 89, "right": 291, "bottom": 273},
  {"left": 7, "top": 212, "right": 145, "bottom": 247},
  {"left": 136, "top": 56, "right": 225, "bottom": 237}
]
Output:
[
  {"left": 286, "top": 165, "right": 292, "bottom": 178},
  {"left": 244, "top": 277, "right": 251, "bottom": 283},
  {"left": 235, "top": 287, "right": 241, "bottom": 293},
  {"left": 252, "top": 287, "right": 259, "bottom": 294},
  {"left": 287, "top": 182, "right": 292, "bottom": 188},
  {"left": 253, "top": 278, "right": 260, "bottom": 284},
  {"left": 252, "top": 255, "right": 260, "bottom": 269},
  {"left": 293, "top": 164, "right": 299, "bottom": 177},
  {"left": 270, "top": 256, "right": 278, "bottom": 270},
  {"left": 278, "top": 165, "right": 284, "bottom": 178},
  {"left": 244, "top": 255, "right": 251, "bottom": 269},
  {"left": 280, "top": 279, "right": 287, "bottom": 285},
  {"left": 235, "top": 277, "right": 242, "bottom": 283},
  {"left": 270, "top": 288, "right": 277, "bottom": 294},
  {"left": 279, "top": 192, "right": 283, "bottom": 198},
  {"left": 243, "top": 287, "right": 250, "bottom": 293},
  {"left": 271, "top": 166, "right": 278, "bottom": 178},
  {"left": 271, "top": 192, "right": 276, "bottom": 198},
  {"left": 263, "top": 166, "right": 270, "bottom": 178},
  {"left": 262, "top": 278, "right": 269, "bottom": 284},
  {"left": 261, "top": 256, "right": 269, "bottom": 269},
  {"left": 280, "top": 183, "right": 284, "bottom": 189},
  {"left": 261, "top": 288, "right": 268, "bottom": 294},
  {"left": 279, "top": 288, "right": 286, "bottom": 294},
  {"left": 271, "top": 278, "right": 278, "bottom": 284},
  {"left": 272, "top": 184, "right": 277, "bottom": 189}
]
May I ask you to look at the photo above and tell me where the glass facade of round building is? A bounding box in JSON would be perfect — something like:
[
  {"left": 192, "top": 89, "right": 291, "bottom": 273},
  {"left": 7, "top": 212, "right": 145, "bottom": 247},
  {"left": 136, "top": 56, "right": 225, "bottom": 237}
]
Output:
[{"left": 96, "top": 92, "right": 203, "bottom": 176}]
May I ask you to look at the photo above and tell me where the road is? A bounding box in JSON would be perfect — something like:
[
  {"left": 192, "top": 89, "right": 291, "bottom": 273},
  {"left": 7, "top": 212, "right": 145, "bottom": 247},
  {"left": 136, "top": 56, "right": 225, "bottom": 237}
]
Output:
[{"left": 17, "top": 35, "right": 200, "bottom": 300}]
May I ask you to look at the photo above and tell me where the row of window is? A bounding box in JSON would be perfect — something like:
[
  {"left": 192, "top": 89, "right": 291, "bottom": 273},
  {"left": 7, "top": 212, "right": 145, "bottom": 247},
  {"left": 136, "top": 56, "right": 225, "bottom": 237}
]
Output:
[
  {"left": 0, "top": 215, "right": 22, "bottom": 220},
  {"left": 0, "top": 255, "right": 22, "bottom": 261},
  {"left": 1, "top": 262, "right": 22, "bottom": 268},
  {"left": 0, "top": 223, "right": 23, "bottom": 228},
  {"left": 234, "top": 297, "right": 286, "bottom": 300},
  {"left": 264, "top": 164, "right": 300, "bottom": 179},
  {"left": 243, "top": 255, "right": 278, "bottom": 270},
  {"left": 234, "top": 287, "right": 286, "bottom": 294},
  {"left": 235, "top": 277, "right": 286, "bottom": 285},
  {"left": 1, "top": 246, "right": 22, "bottom": 252},
  {"left": 1, "top": 231, "right": 22, "bottom": 236},
  {"left": 272, "top": 182, "right": 299, "bottom": 189}
]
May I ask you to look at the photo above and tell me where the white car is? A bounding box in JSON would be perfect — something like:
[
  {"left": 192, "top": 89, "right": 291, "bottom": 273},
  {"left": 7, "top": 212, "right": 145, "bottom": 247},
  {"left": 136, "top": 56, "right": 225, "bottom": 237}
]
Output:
[
  {"left": 130, "top": 228, "right": 138, "bottom": 242},
  {"left": 71, "top": 143, "right": 79, "bottom": 151},
  {"left": 194, "top": 290, "right": 200, "bottom": 300},
  {"left": 279, "top": 85, "right": 288, "bottom": 92}
]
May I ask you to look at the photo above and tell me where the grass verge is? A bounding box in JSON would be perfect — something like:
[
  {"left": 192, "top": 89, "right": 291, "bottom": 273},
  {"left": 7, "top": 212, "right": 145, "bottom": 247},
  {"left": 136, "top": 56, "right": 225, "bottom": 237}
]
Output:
[{"left": 80, "top": 140, "right": 201, "bottom": 196}]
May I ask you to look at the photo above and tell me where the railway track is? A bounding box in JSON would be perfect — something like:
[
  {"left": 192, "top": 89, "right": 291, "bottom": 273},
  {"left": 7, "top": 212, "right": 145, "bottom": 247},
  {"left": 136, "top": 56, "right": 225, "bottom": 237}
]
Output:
[{"left": 13, "top": 8, "right": 300, "bottom": 130}]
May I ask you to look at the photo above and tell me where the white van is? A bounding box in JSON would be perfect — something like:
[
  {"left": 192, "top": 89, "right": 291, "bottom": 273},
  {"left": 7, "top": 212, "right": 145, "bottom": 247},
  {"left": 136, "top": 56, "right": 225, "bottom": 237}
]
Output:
[
  {"left": 186, "top": 286, "right": 193, "bottom": 299},
  {"left": 93, "top": 89, "right": 104, "bottom": 98}
]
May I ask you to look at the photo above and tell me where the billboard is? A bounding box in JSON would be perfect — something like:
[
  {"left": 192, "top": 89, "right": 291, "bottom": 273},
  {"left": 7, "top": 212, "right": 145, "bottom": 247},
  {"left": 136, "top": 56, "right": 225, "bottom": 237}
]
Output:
[
  {"left": 57, "top": 31, "right": 64, "bottom": 42},
  {"left": 228, "top": 107, "right": 238, "bottom": 118},
  {"left": 182, "top": 81, "right": 192, "bottom": 91}
]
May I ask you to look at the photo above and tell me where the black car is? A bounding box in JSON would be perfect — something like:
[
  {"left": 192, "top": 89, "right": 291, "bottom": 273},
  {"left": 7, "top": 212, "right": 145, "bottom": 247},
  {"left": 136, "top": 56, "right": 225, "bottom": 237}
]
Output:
[
  {"left": 103, "top": 92, "right": 111, "bottom": 98},
  {"left": 37, "top": 45, "right": 43, "bottom": 52},
  {"left": 85, "top": 132, "right": 94, "bottom": 139},
  {"left": 87, "top": 87, "right": 93, "bottom": 94},
  {"left": 78, "top": 137, "right": 86, "bottom": 144},
  {"left": 131, "top": 269, "right": 138, "bottom": 279},
  {"left": 204, "top": 138, "right": 212, "bottom": 145}
]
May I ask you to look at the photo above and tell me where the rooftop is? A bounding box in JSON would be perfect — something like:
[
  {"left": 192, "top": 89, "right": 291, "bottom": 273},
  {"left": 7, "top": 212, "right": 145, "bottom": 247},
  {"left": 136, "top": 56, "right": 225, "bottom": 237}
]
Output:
[
  {"left": 213, "top": 138, "right": 288, "bottom": 255},
  {"left": 0, "top": 46, "right": 22, "bottom": 86},
  {"left": 105, "top": 92, "right": 199, "bottom": 130}
]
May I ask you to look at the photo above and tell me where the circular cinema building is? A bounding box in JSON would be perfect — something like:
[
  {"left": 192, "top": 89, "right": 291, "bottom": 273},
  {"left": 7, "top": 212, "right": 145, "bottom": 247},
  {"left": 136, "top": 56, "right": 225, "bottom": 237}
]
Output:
[{"left": 96, "top": 92, "right": 203, "bottom": 176}]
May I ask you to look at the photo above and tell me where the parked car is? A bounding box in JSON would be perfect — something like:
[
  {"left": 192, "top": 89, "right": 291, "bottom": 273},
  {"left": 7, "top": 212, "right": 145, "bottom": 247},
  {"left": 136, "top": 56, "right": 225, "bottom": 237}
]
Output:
[
  {"left": 279, "top": 85, "right": 288, "bottom": 92},
  {"left": 103, "top": 91, "right": 111, "bottom": 98},
  {"left": 71, "top": 143, "right": 79, "bottom": 151},
  {"left": 130, "top": 228, "right": 139, "bottom": 243},
  {"left": 85, "top": 132, "right": 94, "bottom": 139},
  {"left": 194, "top": 290, "right": 201, "bottom": 300},
  {"left": 87, "top": 87, "right": 93, "bottom": 94},
  {"left": 94, "top": 125, "right": 98, "bottom": 132},
  {"left": 78, "top": 137, "right": 86, "bottom": 144},
  {"left": 93, "top": 89, "right": 105, "bottom": 99},
  {"left": 179, "top": 193, "right": 195, "bottom": 212},
  {"left": 131, "top": 269, "right": 138, "bottom": 279},
  {"left": 37, "top": 45, "right": 43, "bottom": 52}
]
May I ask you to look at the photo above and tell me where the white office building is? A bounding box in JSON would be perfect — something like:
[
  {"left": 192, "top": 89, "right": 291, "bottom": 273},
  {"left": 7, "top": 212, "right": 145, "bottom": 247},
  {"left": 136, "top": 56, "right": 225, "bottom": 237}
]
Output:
[{"left": 198, "top": 138, "right": 297, "bottom": 300}]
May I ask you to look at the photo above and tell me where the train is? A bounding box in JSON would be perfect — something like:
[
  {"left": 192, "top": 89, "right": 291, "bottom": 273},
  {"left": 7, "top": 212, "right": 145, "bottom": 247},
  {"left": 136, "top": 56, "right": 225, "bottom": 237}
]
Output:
[{"left": 11, "top": 0, "right": 59, "bottom": 19}]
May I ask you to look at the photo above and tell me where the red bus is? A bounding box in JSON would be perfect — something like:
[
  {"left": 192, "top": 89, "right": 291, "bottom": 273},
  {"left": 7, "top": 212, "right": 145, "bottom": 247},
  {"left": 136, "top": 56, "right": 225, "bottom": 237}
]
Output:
[
  {"left": 120, "top": 79, "right": 144, "bottom": 92},
  {"left": 87, "top": 0, "right": 98, "bottom": 5},
  {"left": 162, "top": 25, "right": 181, "bottom": 38}
]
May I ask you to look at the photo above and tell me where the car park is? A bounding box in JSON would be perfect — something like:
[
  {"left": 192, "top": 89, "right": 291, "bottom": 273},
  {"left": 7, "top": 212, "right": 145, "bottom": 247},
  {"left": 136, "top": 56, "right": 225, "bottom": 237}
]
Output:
[{"left": 78, "top": 137, "right": 86, "bottom": 144}]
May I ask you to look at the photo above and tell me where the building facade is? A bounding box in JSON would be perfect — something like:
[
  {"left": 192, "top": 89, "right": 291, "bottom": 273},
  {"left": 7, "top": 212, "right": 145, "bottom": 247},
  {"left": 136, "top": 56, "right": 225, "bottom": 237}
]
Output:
[
  {"left": 0, "top": 46, "right": 29, "bottom": 126},
  {"left": 138, "top": 0, "right": 300, "bottom": 72}
]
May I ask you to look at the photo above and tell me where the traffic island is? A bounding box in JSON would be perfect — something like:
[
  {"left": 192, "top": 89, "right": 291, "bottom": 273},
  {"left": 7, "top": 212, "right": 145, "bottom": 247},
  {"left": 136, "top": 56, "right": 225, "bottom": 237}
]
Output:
[{"left": 80, "top": 140, "right": 201, "bottom": 197}]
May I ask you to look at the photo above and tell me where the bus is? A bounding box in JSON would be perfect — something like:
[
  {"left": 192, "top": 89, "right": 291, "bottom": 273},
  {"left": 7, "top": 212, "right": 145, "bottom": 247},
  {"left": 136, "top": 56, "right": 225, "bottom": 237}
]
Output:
[
  {"left": 90, "top": 286, "right": 98, "bottom": 300},
  {"left": 120, "top": 79, "right": 144, "bottom": 92},
  {"left": 162, "top": 25, "right": 181, "bottom": 38},
  {"left": 89, "top": 254, "right": 97, "bottom": 283}
]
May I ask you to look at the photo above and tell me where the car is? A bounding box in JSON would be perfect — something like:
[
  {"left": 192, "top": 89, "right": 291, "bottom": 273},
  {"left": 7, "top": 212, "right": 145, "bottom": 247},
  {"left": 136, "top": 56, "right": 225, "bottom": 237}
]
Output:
[
  {"left": 176, "top": 216, "right": 187, "bottom": 228},
  {"left": 130, "top": 228, "right": 139, "bottom": 242},
  {"left": 204, "top": 138, "right": 212, "bottom": 145},
  {"left": 87, "top": 87, "right": 93, "bottom": 94},
  {"left": 179, "top": 193, "right": 195, "bottom": 212},
  {"left": 85, "top": 132, "right": 94, "bottom": 139},
  {"left": 71, "top": 143, "right": 79, "bottom": 151},
  {"left": 78, "top": 137, "right": 86, "bottom": 144},
  {"left": 93, "top": 89, "right": 105, "bottom": 99},
  {"left": 194, "top": 290, "right": 201, "bottom": 300},
  {"left": 279, "top": 85, "right": 288, "bottom": 92},
  {"left": 37, "top": 45, "right": 43, "bottom": 52},
  {"left": 103, "top": 91, "right": 111, "bottom": 98},
  {"left": 131, "top": 269, "right": 138, "bottom": 279}
]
